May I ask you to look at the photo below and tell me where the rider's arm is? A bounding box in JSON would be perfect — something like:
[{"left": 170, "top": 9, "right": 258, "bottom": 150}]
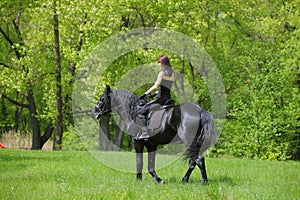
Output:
[{"left": 145, "top": 71, "right": 164, "bottom": 95}]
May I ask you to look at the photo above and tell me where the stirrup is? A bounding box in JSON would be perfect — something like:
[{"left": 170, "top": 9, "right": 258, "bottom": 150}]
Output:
[{"left": 135, "top": 129, "right": 149, "bottom": 140}]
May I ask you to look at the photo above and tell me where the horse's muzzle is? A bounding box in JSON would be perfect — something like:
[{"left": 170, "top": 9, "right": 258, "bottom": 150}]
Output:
[{"left": 92, "top": 107, "right": 102, "bottom": 119}]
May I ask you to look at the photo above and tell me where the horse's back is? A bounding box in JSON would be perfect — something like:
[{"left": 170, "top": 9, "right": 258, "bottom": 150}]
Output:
[
  {"left": 179, "top": 103, "right": 202, "bottom": 112},
  {"left": 175, "top": 103, "right": 204, "bottom": 120}
]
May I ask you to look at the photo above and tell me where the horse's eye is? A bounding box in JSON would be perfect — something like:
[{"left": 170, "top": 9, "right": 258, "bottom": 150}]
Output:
[{"left": 96, "top": 100, "right": 103, "bottom": 107}]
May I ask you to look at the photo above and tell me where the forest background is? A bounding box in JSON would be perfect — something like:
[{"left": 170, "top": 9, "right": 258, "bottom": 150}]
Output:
[{"left": 0, "top": 0, "right": 299, "bottom": 160}]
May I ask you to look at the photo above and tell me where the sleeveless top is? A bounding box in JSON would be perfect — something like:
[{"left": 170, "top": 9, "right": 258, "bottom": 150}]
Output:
[{"left": 156, "top": 79, "right": 173, "bottom": 105}]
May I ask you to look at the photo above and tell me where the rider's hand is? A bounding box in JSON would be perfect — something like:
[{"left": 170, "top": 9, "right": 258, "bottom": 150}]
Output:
[
  {"left": 148, "top": 93, "right": 157, "bottom": 98},
  {"left": 139, "top": 94, "right": 146, "bottom": 99}
]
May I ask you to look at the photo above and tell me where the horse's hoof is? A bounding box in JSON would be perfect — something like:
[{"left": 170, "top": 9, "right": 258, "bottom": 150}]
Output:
[
  {"left": 202, "top": 179, "right": 208, "bottom": 185},
  {"left": 136, "top": 173, "right": 142, "bottom": 181},
  {"left": 181, "top": 177, "right": 189, "bottom": 183},
  {"left": 159, "top": 180, "right": 166, "bottom": 184}
]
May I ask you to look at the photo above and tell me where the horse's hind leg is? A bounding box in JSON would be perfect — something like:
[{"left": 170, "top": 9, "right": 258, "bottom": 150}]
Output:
[
  {"left": 195, "top": 156, "right": 208, "bottom": 184},
  {"left": 182, "top": 158, "right": 196, "bottom": 183}
]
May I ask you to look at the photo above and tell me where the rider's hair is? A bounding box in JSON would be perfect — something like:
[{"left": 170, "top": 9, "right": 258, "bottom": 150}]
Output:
[{"left": 157, "top": 55, "right": 172, "bottom": 76}]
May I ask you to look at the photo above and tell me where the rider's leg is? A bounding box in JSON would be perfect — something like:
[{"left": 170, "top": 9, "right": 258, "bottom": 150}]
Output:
[
  {"left": 135, "top": 102, "right": 160, "bottom": 140},
  {"left": 136, "top": 114, "right": 149, "bottom": 139},
  {"left": 136, "top": 97, "right": 164, "bottom": 140}
]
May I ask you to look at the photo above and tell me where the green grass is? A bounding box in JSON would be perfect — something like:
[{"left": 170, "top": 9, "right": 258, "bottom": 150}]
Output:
[{"left": 1, "top": 149, "right": 299, "bottom": 200}]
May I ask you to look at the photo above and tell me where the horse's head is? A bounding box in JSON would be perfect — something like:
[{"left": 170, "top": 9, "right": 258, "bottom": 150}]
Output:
[{"left": 92, "top": 85, "right": 112, "bottom": 119}]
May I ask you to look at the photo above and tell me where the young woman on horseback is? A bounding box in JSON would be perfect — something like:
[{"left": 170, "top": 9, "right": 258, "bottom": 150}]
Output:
[{"left": 136, "top": 55, "right": 174, "bottom": 139}]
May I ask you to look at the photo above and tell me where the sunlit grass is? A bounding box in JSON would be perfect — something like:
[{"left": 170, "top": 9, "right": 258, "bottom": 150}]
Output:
[{"left": 1, "top": 149, "right": 299, "bottom": 200}]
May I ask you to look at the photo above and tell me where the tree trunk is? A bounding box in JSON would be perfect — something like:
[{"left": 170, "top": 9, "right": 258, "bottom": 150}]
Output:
[
  {"left": 0, "top": 97, "right": 7, "bottom": 132},
  {"left": 27, "top": 88, "right": 42, "bottom": 149},
  {"left": 13, "top": 92, "right": 23, "bottom": 132},
  {"left": 53, "top": 0, "right": 64, "bottom": 150},
  {"left": 63, "top": 15, "right": 85, "bottom": 127},
  {"left": 113, "top": 118, "right": 125, "bottom": 150},
  {"left": 41, "top": 124, "right": 54, "bottom": 147}
]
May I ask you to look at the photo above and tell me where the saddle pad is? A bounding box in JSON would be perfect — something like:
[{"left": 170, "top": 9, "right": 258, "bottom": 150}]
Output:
[{"left": 148, "top": 110, "right": 165, "bottom": 131}]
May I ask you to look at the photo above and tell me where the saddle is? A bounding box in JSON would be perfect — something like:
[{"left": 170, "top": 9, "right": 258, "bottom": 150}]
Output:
[{"left": 127, "top": 98, "right": 175, "bottom": 137}]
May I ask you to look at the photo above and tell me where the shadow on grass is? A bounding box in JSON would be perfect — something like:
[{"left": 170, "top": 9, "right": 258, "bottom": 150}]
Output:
[
  {"left": 209, "top": 176, "right": 235, "bottom": 186},
  {"left": 166, "top": 175, "right": 235, "bottom": 186}
]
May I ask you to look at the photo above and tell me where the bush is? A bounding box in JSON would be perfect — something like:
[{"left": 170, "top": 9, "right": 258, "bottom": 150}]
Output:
[{"left": 62, "top": 128, "right": 87, "bottom": 151}]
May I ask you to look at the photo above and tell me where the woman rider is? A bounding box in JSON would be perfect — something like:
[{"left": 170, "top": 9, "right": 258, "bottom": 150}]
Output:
[{"left": 136, "top": 55, "right": 174, "bottom": 140}]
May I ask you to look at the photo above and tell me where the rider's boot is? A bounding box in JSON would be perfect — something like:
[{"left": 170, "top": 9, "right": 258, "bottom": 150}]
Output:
[{"left": 135, "top": 116, "right": 149, "bottom": 140}]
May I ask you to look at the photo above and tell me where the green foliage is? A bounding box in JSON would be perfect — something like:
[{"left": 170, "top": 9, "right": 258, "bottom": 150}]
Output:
[
  {"left": 216, "top": 0, "right": 300, "bottom": 160},
  {"left": 62, "top": 127, "right": 86, "bottom": 151},
  {"left": 0, "top": 0, "right": 299, "bottom": 158}
]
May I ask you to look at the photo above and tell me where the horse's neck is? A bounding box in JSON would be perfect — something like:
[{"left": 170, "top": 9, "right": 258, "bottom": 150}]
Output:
[{"left": 111, "top": 90, "right": 132, "bottom": 124}]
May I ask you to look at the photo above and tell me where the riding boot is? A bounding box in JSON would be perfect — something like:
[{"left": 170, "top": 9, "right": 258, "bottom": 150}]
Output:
[{"left": 135, "top": 115, "right": 149, "bottom": 140}]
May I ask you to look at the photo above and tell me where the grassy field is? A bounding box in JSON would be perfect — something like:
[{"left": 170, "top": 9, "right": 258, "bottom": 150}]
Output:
[{"left": 0, "top": 149, "right": 299, "bottom": 200}]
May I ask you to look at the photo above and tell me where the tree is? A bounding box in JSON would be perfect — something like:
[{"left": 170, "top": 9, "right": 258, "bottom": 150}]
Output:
[
  {"left": 53, "top": 0, "right": 63, "bottom": 150},
  {"left": 0, "top": 0, "right": 298, "bottom": 159},
  {"left": 0, "top": 1, "right": 54, "bottom": 149}
]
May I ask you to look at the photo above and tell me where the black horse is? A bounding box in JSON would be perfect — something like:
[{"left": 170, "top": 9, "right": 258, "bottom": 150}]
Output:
[{"left": 92, "top": 85, "right": 217, "bottom": 184}]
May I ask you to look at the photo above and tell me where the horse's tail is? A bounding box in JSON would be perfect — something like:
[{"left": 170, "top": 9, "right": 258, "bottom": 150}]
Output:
[{"left": 184, "top": 110, "right": 217, "bottom": 160}]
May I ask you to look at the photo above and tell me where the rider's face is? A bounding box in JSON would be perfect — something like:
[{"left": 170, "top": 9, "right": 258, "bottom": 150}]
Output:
[{"left": 158, "top": 62, "right": 162, "bottom": 70}]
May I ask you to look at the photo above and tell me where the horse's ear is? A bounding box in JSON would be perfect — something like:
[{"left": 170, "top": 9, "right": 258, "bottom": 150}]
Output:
[{"left": 105, "top": 85, "right": 112, "bottom": 94}]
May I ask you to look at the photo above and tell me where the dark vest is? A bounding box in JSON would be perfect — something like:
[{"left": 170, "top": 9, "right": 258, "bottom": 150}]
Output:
[{"left": 157, "top": 79, "right": 173, "bottom": 104}]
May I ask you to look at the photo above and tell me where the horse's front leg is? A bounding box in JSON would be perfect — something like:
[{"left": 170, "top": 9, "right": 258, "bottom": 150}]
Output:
[
  {"left": 134, "top": 140, "right": 144, "bottom": 181},
  {"left": 147, "top": 144, "right": 165, "bottom": 184}
]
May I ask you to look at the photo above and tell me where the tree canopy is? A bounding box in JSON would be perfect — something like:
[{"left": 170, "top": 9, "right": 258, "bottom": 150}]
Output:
[{"left": 0, "top": 0, "right": 299, "bottom": 160}]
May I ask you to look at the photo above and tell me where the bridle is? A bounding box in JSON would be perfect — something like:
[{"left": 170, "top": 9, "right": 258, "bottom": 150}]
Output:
[
  {"left": 98, "top": 90, "right": 124, "bottom": 116},
  {"left": 98, "top": 91, "right": 112, "bottom": 116}
]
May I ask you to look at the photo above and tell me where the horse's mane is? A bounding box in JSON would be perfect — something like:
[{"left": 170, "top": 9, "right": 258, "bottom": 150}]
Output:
[
  {"left": 112, "top": 89, "right": 138, "bottom": 120},
  {"left": 112, "top": 89, "right": 134, "bottom": 98},
  {"left": 129, "top": 95, "right": 139, "bottom": 120}
]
